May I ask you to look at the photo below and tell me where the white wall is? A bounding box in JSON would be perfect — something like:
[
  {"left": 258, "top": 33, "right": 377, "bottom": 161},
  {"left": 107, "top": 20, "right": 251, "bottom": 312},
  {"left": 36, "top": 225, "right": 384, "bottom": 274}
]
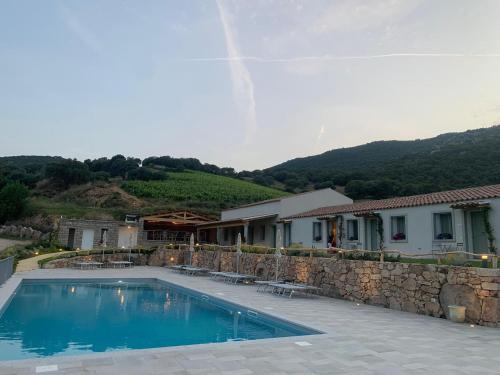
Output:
[
  {"left": 288, "top": 198, "right": 500, "bottom": 255},
  {"left": 280, "top": 189, "right": 352, "bottom": 218},
  {"left": 290, "top": 217, "right": 326, "bottom": 248},
  {"left": 118, "top": 227, "right": 138, "bottom": 249},
  {"left": 221, "top": 200, "right": 281, "bottom": 221},
  {"left": 221, "top": 188, "right": 352, "bottom": 222}
]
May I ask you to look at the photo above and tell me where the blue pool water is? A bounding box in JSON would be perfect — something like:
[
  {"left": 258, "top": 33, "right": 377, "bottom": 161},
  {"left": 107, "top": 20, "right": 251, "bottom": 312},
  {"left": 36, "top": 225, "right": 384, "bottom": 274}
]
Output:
[{"left": 0, "top": 279, "right": 318, "bottom": 361}]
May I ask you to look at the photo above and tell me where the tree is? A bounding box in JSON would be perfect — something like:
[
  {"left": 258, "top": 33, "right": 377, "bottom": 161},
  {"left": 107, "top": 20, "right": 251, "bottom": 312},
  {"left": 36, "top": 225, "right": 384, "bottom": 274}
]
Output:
[
  {"left": 127, "top": 168, "right": 168, "bottom": 181},
  {"left": 0, "top": 182, "right": 29, "bottom": 223},
  {"left": 45, "top": 160, "right": 91, "bottom": 187}
]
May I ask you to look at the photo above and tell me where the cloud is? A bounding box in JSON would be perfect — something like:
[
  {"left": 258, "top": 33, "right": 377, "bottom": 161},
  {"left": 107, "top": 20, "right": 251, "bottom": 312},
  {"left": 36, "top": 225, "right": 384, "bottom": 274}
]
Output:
[
  {"left": 59, "top": 4, "right": 102, "bottom": 52},
  {"left": 311, "top": 0, "right": 423, "bottom": 34},
  {"left": 216, "top": 0, "right": 257, "bottom": 142}
]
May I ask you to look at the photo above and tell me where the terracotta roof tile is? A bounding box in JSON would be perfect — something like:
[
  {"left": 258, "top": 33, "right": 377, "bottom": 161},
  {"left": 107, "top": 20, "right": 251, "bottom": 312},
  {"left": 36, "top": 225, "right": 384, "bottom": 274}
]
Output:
[{"left": 286, "top": 184, "right": 500, "bottom": 219}]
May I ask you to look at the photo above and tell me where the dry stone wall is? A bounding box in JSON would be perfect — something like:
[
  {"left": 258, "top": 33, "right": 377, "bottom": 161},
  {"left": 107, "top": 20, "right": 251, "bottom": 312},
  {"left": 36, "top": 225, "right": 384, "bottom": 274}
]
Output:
[
  {"left": 0, "top": 225, "right": 48, "bottom": 241},
  {"left": 43, "top": 253, "right": 149, "bottom": 268},
  {"left": 149, "top": 248, "right": 500, "bottom": 327}
]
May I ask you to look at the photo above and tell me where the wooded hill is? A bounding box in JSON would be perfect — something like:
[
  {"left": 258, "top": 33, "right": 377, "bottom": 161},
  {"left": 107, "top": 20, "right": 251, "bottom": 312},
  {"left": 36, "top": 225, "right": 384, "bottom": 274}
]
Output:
[{"left": 250, "top": 125, "right": 500, "bottom": 199}]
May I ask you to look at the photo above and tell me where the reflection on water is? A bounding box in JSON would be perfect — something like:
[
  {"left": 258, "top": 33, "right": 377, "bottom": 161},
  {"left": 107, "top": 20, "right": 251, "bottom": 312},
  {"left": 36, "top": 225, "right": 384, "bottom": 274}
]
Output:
[{"left": 0, "top": 280, "right": 312, "bottom": 361}]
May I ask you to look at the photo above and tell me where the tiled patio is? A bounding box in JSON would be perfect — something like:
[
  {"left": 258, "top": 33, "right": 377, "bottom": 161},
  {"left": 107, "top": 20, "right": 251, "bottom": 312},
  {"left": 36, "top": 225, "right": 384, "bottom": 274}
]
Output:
[{"left": 1, "top": 267, "right": 500, "bottom": 375}]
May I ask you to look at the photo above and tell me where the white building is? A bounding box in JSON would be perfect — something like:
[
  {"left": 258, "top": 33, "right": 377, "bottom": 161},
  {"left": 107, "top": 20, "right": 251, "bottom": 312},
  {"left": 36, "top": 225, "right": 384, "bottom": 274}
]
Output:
[
  {"left": 283, "top": 184, "right": 500, "bottom": 254},
  {"left": 197, "top": 189, "right": 353, "bottom": 247}
]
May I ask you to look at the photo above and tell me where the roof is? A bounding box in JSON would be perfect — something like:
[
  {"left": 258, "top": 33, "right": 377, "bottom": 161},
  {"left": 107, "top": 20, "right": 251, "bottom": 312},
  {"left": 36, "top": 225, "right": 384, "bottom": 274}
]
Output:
[
  {"left": 197, "top": 213, "right": 278, "bottom": 229},
  {"left": 285, "top": 184, "right": 500, "bottom": 219},
  {"left": 222, "top": 188, "right": 337, "bottom": 211}
]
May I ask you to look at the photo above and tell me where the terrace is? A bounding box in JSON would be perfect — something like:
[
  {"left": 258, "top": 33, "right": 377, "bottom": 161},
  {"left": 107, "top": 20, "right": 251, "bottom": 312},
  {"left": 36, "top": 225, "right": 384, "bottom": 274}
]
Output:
[{"left": 1, "top": 267, "right": 499, "bottom": 374}]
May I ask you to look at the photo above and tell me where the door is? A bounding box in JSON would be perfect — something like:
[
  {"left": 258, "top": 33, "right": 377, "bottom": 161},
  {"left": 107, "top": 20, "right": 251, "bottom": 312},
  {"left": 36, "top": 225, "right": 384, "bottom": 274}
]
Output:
[
  {"left": 367, "top": 219, "right": 378, "bottom": 251},
  {"left": 328, "top": 220, "right": 337, "bottom": 247},
  {"left": 81, "top": 229, "right": 95, "bottom": 250},
  {"left": 470, "top": 211, "right": 488, "bottom": 253},
  {"left": 284, "top": 223, "right": 291, "bottom": 247},
  {"left": 67, "top": 228, "right": 76, "bottom": 248}
]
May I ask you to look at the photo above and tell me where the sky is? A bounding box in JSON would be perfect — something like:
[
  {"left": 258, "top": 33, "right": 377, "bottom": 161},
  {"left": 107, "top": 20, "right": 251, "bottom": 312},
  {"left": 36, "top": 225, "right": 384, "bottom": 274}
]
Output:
[{"left": 1, "top": 0, "right": 500, "bottom": 171}]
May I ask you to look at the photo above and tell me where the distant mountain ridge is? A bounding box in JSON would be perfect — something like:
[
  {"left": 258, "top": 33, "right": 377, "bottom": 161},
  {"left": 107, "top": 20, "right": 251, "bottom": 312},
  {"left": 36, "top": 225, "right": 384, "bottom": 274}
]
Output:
[
  {"left": 248, "top": 125, "right": 500, "bottom": 199},
  {"left": 268, "top": 126, "right": 500, "bottom": 172}
]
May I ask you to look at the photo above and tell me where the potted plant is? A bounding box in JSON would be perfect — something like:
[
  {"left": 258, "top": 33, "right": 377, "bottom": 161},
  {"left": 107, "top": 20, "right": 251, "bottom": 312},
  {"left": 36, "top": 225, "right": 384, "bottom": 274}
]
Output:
[{"left": 448, "top": 305, "right": 466, "bottom": 323}]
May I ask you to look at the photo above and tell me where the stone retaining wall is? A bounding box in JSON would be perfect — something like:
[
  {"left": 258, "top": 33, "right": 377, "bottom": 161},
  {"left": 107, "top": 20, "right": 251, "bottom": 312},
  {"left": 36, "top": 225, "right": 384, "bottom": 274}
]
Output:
[
  {"left": 0, "top": 225, "right": 48, "bottom": 241},
  {"left": 43, "top": 253, "right": 149, "bottom": 268},
  {"left": 149, "top": 248, "right": 500, "bottom": 327}
]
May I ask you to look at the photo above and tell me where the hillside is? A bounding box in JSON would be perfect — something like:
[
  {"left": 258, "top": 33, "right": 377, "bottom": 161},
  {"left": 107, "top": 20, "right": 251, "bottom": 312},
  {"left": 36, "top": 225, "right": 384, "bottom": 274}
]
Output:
[
  {"left": 2, "top": 171, "right": 287, "bottom": 224},
  {"left": 251, "top": 125, "right": 500, "bottom": 199},
  {"left": 122, "top": 171, "right": 288, "bottom": 211}
]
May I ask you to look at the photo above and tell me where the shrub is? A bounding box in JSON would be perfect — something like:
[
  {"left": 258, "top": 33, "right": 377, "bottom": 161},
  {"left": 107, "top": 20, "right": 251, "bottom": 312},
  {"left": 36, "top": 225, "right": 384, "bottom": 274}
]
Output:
[{"left": 0, "top": 181, "right": 29, "bottom": 223}]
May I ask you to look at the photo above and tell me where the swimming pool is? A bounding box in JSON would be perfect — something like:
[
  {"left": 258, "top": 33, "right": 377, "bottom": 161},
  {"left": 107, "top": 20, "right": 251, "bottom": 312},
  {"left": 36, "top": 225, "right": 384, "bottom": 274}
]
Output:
[{"left": 0, "top": 279, "right": 319, "bottom": 361}]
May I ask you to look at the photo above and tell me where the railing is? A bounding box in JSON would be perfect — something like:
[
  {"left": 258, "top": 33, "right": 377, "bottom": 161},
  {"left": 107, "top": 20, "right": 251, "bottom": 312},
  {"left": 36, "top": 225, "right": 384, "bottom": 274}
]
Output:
[
  {"left": 144, "top": 230, "right": 192, "bottom": 243},
  {"left": 0, "top": 256, "right": 14, "bottom": 285}
]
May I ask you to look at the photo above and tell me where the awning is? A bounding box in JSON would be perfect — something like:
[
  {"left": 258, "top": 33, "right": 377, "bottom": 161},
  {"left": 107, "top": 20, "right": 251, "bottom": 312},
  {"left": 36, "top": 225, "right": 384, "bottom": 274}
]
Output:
[
  {"left": 354, "top": 211, "right": 377, "bottom": 218},
  {"left": 316, "top": 215, "right": 337, "bottom": 220},
  {"left": 197, "top": 213, "right": 278, "bottom": 229}
]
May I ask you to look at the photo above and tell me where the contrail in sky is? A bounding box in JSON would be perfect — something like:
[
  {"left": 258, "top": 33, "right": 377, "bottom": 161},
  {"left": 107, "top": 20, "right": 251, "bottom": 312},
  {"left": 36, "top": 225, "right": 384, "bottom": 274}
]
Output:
[
  {"left": 181, "top": 52, "right": 500, "bottom": 63},
  {"left": 215, "top": 0, "right": 257, "bottom": 143}
]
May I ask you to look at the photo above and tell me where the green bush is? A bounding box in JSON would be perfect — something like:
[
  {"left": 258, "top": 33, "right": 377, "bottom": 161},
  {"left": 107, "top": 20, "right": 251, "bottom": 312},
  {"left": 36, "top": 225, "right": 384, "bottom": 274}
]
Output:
[{"left": 0, "top": 181, "right": 29, "bottom": 223}]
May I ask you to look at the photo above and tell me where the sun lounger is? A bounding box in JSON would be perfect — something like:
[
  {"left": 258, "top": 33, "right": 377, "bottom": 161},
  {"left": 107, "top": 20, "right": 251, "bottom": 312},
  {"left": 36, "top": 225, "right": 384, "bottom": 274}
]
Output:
[
  {"left": 224, "top": 273, "right": 257, "bottom": 284},
  {"left": 74, "top": 261, "right": 103, "bottom": 270},
  {"left": 170, "top": 265, "right": 188, "bottom": 272},
  {"left": 255, "top": 280, "right": 285, "bottom": 292},
  {"left": 209, "top": 272, "right": 257, "bottom": 284},
  {"left": 268, "top": 282, "right": 320, "bottom": 298},
  {"left": 109, "top": 261, "right": 133, "bottom": 268},
  {"left": 209, "top": 271, "right": 227, "bottom": 280},
  {"left": 182, "top": 266, "right": 209, "bottom": 276}
]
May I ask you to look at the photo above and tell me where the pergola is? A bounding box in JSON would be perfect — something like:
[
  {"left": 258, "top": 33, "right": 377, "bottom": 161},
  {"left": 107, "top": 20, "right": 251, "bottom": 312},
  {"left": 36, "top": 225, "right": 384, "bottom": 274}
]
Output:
[{"left": 141, "top": 211, "right": 213, "bottom": 244}]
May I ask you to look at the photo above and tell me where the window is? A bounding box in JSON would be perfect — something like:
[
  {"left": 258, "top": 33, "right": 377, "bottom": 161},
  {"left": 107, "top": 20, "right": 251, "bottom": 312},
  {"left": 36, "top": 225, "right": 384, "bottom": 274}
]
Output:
[
  {"left": 313, "top": 222, "right": 322, "bottom": 242},
  {"left": 391, "top": 216, "right": 406, "bottom": 241},
  {"left": 434, "top": 212, "right": 453, "bottom": 240},
  {"left": 260, "top": 225, "right": 266, "bottom": 241},
  {"left": 346, "top": 220, "right": 359, "bottom": 241},
  {"left": 223, "top": 229, "right": 229, "bottom": 242},
  {"left": 313, "top": 222, "right": 322, "bottom": 241}
]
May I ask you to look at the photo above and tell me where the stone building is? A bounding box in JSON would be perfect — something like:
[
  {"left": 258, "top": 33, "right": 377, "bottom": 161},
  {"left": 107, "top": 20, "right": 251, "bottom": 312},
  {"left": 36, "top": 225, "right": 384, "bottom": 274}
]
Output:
[{"left": 58, "top": 219, "right": 138, "bottom": 250}]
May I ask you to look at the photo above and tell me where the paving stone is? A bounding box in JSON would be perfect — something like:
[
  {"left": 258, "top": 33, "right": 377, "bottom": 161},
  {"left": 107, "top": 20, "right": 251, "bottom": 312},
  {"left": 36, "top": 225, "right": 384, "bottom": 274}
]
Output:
[{"left": 1, "top": 267, "right": 500, "bottom": 375}]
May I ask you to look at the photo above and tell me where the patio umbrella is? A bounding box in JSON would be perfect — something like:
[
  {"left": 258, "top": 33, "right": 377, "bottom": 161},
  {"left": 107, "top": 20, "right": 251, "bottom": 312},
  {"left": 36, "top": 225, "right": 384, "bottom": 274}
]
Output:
[
  {"left": 101, "top": 230, "right": 107, "bottom": 262},
  {"left": 189, "top": 233, "right": 195, "bottom": 265},
  {"left": 275, "top": 229, "right": 283, "bottom": 281},
  {"left": 236, "top": 232, "right": 242, "bottom": 274}
]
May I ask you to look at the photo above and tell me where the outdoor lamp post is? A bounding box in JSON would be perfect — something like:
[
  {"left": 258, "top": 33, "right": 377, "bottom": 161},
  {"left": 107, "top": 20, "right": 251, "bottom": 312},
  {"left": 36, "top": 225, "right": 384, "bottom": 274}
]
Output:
[{"left": 481, "top": 255, "right": 489, "bottom": 268}]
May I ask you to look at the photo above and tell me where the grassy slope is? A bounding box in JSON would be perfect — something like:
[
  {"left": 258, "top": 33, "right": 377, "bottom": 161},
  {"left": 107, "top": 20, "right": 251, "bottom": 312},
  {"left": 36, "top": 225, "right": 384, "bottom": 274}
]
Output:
[
  {"left": 122, "top": 170, "right": 289, "bottom": 210},
  {"left": 28, "top": 197, "right": 121, "bottom": 220}
]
